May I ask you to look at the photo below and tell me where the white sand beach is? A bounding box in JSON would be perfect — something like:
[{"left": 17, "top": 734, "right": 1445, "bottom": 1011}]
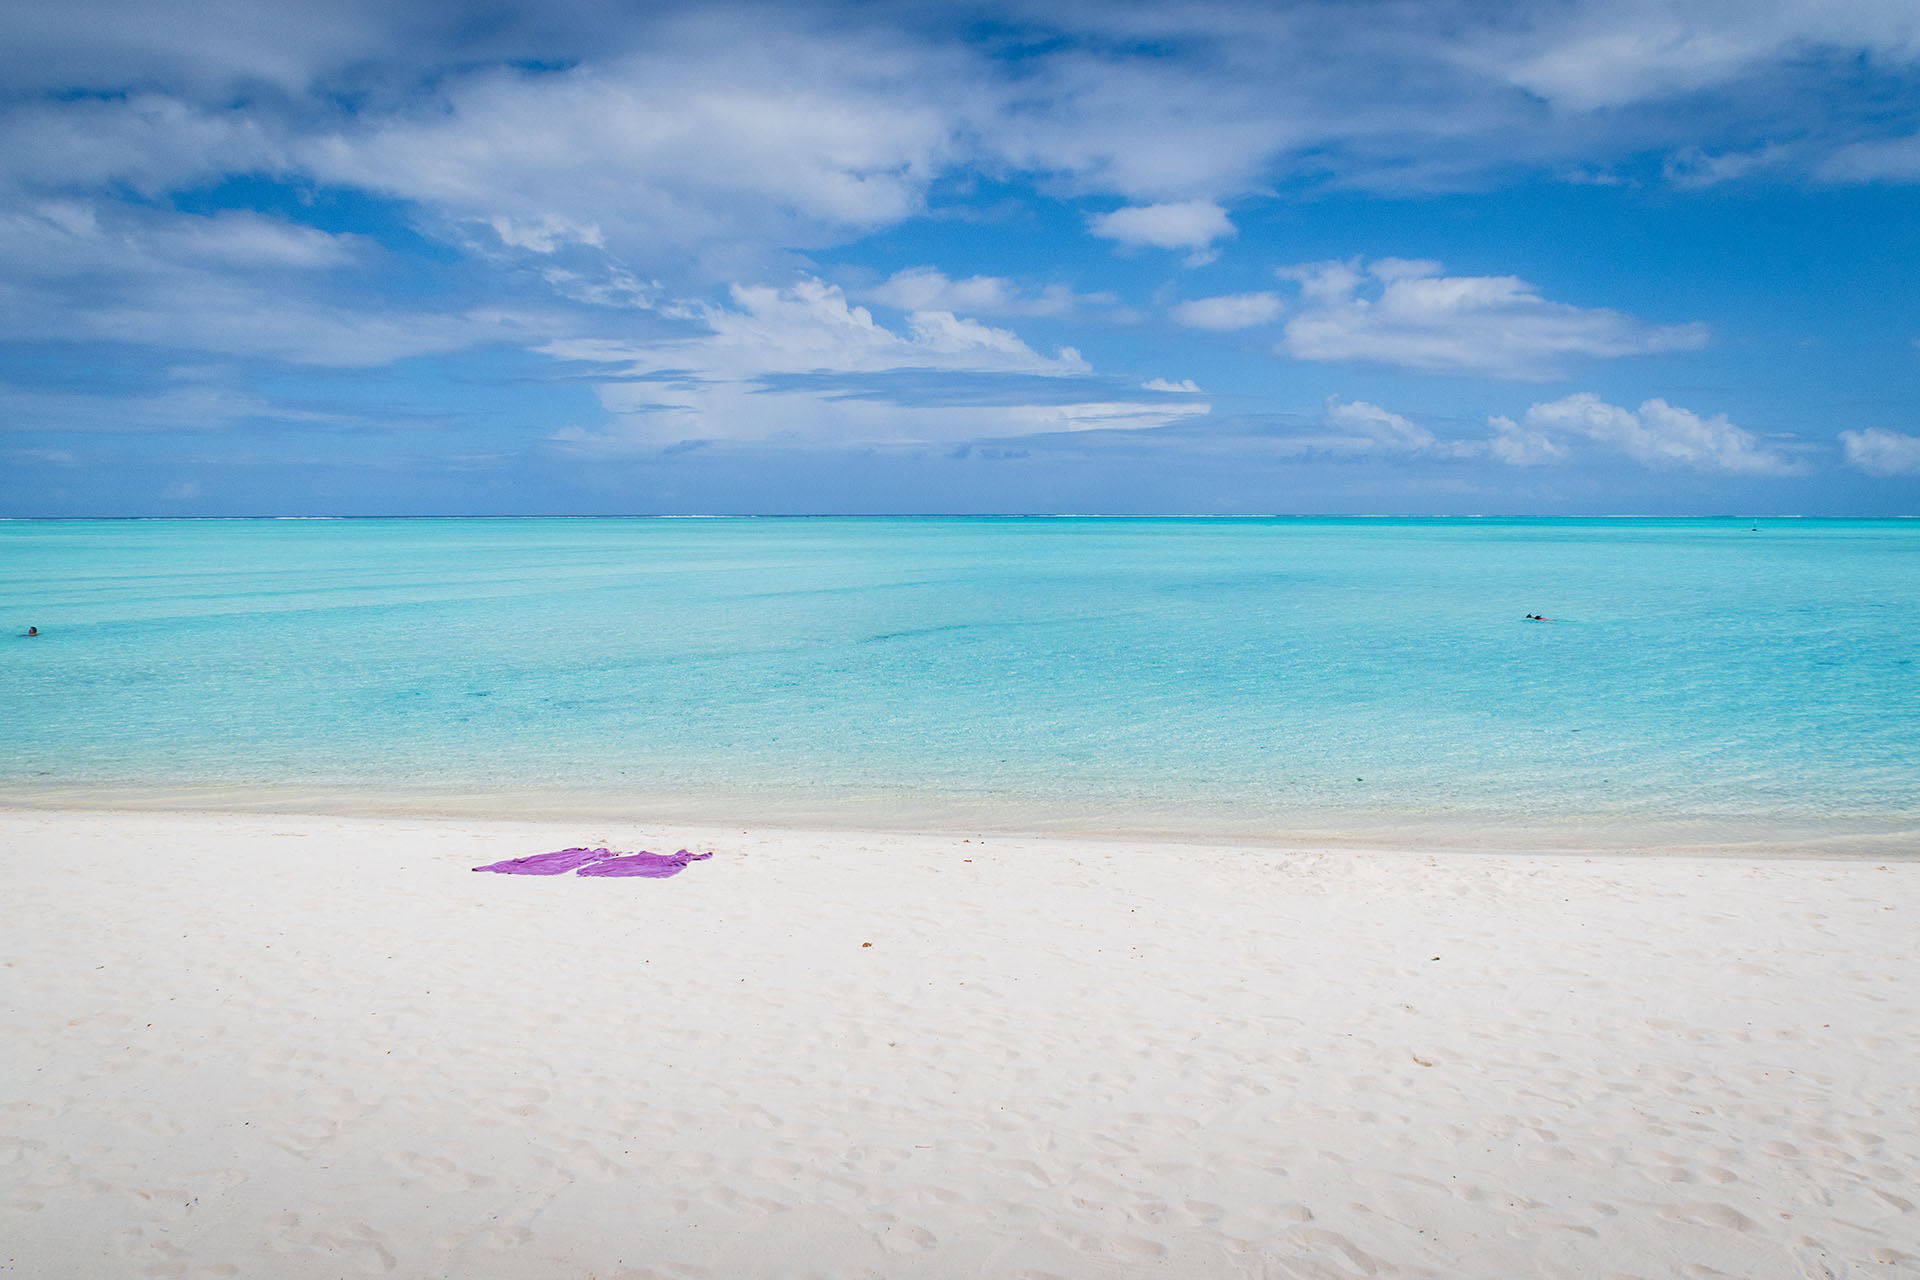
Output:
[{"left": 2, "top": 808, "right": 1916, "bottom": 1279}]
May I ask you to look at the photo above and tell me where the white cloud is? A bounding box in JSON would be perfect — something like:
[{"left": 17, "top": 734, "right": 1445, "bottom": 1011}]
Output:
[
  {"left": 303, "top": 33, "right": 962, "bottom": 268},
  {"left": 1485, "top": 414, "right": 1569, "bottom": 466},
  {"left": 1663, "top": 143, "right": 1791, "bottom": 188},
  {"left": 1169, "top": 291, "right": 1282, "bottom": 331},
  {"left": 0, "top": 93, "right": 278, "bottom": 197},
  {"left": 0, "top": 370, "right": 364, "bottom": 433},
  {"left": 1490, "top": 2, "right": 1920, "bottom": 112},
  {"left": 540, "top": 276, "right": 1095, "bottom": 447},
  {"left": 1141, "top": 377, "right": 1204, "bottom": 393},
  {"left": 144, "top": 210, "right": 365, "bottom": 268},
  {"left": 622, "top": 278, "right": 1088, "bottom": 379},
  {"left": 1278, "top": 258, "right": 1709, "bottom": 380},
  {"left": 1839, "top": 427, "right": 1920, "bottom": 476},
  {"left": 552, "top": 388, "right": 1211, "bottom": 456},
  {"left": 1006, "top": 400, "right": 1212, "bottom": 433},
  {"left": 1250, "top": 396, "right": 1482, "bottom": 459},
  {"left": 1559, "top": 166, "right": 1630, "bottom": 187},
  {"left": 0, "top": 200, "right": 502, "bottom": 366},
  {"left": 1513, "top": 393, "right": 1798, "bottom": 473},
  {"left": 538, "top": 265, "right": 659, "bottom": 310},
  {"left": 1324, "top": 397, "right": 1435, "bottom": 451},
  {"left": 1818, "top": 133, "right": 1920, "bottom": 183},
  {"left": 489, "top": 214, "right": 604, "bottom": 254},
  {"left": 1088, "top": 200, "right": 1234, "bottom": 265},
  {"left": 865, "top": 267, "right": 1097, "bottom": 317}
]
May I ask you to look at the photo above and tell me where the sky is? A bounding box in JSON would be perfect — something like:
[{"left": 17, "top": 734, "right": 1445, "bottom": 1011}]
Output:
[{"left": 2, "top": 0, "right": 1918, "bottom": 516}]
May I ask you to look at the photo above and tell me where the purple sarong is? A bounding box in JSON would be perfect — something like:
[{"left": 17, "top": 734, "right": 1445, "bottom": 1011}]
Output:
[
  {"left": 473, "top": 846, "right": 623, "bottom": 875},
  {"left": 576, "top": 849, "right": 713, "bottom": 878}
]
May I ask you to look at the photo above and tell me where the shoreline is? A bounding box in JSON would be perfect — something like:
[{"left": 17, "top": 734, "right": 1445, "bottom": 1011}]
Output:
[
  {"left": 5, "top": 787, "right": 1917, "bottom": 860},
  {"left": 4, "top": 807, "right": 1918, "bottom": 1277}
]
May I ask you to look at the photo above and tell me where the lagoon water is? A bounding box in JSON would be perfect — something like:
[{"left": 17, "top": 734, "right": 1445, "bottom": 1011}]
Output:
[{"left": 3, "top": 517, "right": 1916, "bottom": 848}]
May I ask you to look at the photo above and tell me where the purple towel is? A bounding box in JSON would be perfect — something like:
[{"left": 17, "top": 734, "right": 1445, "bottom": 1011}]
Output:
[
  {"left": 576, "top": 849, "right": 713, "bottom": 878},
  {"left": 473, "top": 846, "right": 623, "bottom": 875}
]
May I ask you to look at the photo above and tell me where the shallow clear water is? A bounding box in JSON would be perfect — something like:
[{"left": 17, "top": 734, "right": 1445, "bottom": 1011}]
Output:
[{"left": 3, "top": 517, "right": 1916, "bottom": 845}]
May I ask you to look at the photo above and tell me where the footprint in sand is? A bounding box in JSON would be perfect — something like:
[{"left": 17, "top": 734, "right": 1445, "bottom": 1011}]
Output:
[
  {"left": 878, "top": 1224, "right": 937, "bottom": 1254},
  {"left": 1109, "top": 1234, "right": 1169, "bottom": 1260},
  {"left": 391, "top": 1150, "right": 492, "bottom": 1192},
  {"left": 1657, "top": 1201, "right": 1756, "bottom": 1231},
  {"left": 267, "top": 1211, "right": 397, "bottom": 1274},
  {"left": 433, "top": 1225, "right": 533, "bottom": 1251}
]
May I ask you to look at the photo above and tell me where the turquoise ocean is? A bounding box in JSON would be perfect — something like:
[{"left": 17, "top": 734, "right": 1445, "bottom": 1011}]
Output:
[{"left": 3, "top": 517, "right": 1916, "bottom": 851}]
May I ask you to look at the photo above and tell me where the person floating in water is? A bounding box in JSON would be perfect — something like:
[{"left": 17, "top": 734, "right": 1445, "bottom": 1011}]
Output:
[
  {"left": 23, "top": 626, "right": 37, "bottom": 636},
  {"left": 1525, "top": 614, "right": 1553, "bottom": 622}
]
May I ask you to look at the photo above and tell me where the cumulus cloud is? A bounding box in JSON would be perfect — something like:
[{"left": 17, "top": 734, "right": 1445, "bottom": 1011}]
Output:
[
  {"left": 1169, "top": 291, "right": 1282, "bottom": 331},
  {"left": 1839, "top": 427, "right": 1920, "bottom": 476},
  {"left": 1510, "top": 393, "right": 1798, "bottom": 473},
  {"left": 1088, "top": 200, "right": 1234, "bottom": 265},
  {"left": 865, "top": 267, "right": 1100, "bottom": 317},
  {"left": 1278, "top": 258, "right": 1709, "bottom": 380},
  {"left": 1484, "top": 414, "right": 1569, "bottom": 466},
  {"left": 1301, "top": 391, "right": 1798, "bottom": 472},
  {"left": 539, "top": 276, "right": 1095, "bottom": 446}
]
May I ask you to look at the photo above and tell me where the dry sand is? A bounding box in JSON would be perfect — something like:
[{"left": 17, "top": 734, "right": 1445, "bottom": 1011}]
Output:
[{"left": 2, "top": 808, "right": 1916, "bottom": 1279}]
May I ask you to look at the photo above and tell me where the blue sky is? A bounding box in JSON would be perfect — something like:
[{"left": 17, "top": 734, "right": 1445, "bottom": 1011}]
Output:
[{"left": 3, "top": 0, "right": 1918, "bottom": 515}]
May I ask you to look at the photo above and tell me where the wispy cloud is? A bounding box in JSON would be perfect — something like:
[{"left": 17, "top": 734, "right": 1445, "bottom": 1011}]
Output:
[
  {"left": 1169, "top": 291, "right": 1282, "bottom": 331},
  {"left": 865, "top": 267, "right": 1107, "bottom": 317},
  {"left": 1007, "top": 400, "right": 1212, "bottom": 433},
  {"left": 0, "top": 200, "right": 514, "bottom": 366},
  {"left": 1486, "top": 1, "right": 1920, "bottom": 112},
  {"left": 1663, "top": 143, "right": 1792, "bottom": 189},
  {"left": 1324, "top": 397, "right": 1436, "bottom": 452},
  {"left": 546, "top": 277, "right": 1085, "bottom": 381},
  {"left": 1818, "top": 133, "right": 1920, "bottom": 183},
  {"left": 1278, "top": 258, "right": 1708, "bottom": 380}
]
